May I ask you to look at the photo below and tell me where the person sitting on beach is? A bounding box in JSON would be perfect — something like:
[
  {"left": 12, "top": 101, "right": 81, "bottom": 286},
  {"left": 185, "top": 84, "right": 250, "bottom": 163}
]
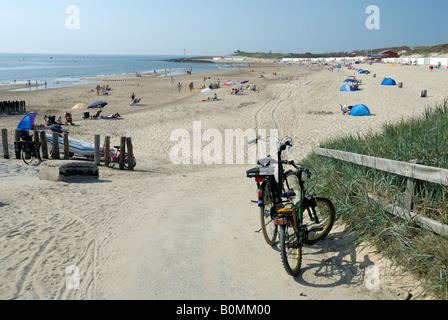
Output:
[
  {"left": 65, "top": 112, "right": 75, "bottom": 126},
  {"left": 56, "top": 116, "right": 63, "bottom": 125},
  {"left": 341, "top": 105, "right": 353, "bottom": 115}
]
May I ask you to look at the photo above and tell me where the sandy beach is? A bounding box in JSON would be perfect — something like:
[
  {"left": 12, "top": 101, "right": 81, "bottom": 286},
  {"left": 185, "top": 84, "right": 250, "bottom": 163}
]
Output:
[{"left": 1, "top": 59, "right": 446, "bottom": 300}]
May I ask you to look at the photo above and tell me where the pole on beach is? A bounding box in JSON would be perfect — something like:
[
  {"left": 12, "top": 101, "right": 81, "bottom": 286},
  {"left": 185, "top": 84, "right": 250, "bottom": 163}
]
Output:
[
  {"left": 64, "top": 133, "right": 70, "bottom": 160},
  {"left": 119, "top": 137, "right": 126, "bottom": 170},
  {"left": 2, "top": 129, "right": 9, "bottom": 159},
  {"left": 94, "top": 135, "right": 100, "bottom": 165},
  {"left": 40, "top": 131, "right": 49, "bottom": 159},
  {"left": 126, "top": 137, "right": 134, "bottom": 171},
  {"left": 104, "top": 136, "right": 111, "bottom": 167},
  {"left": 52, "top": 132, "right": 60, "bottom": 159}
]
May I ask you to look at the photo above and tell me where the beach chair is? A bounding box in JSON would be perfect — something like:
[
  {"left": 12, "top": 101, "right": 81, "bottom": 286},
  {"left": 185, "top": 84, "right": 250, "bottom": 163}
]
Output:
[
  {"left": 91, "top": 110, "right": 102, "bottom": 119},
  {"left": 130, "top": 98, "right": 141, "bottom": 106}
]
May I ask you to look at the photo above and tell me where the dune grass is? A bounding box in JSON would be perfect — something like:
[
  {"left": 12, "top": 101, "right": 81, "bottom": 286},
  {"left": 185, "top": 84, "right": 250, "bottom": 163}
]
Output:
[{"left": 301, "top": 98, "right": 448, "bottom": 299}]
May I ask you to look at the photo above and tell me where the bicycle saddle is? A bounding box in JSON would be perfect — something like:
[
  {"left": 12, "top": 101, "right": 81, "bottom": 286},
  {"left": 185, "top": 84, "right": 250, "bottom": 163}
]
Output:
[{"left": 281, "top": 189, "right": 297, "bottom": 199}]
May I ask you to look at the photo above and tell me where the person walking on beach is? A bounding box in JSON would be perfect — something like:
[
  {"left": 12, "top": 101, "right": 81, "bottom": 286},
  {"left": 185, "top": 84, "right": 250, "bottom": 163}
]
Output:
[
  {"left": 178, "top": 82, "right": 182, "bottom": 93},
  {"left": 189, "top": 82, "right": 194, "bottom": 92}
]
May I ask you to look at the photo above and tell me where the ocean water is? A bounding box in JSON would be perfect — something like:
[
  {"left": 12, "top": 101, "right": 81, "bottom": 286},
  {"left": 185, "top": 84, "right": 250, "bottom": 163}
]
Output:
[{"left": 0, "top": 53, "right": 237, "bottom": 90}]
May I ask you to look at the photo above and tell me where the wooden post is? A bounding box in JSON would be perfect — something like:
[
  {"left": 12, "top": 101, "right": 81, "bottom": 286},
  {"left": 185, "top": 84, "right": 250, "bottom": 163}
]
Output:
[
  {"left": 119, "top": 137, "right": 126, "bottom": 170},
  {"left": 2, "top": 129, "right": 9, "bottom": 159},
  {"left": 104, "top": 136, "right": 111, "bottom": 167},
  {"left": 64, "top": 133, "right": 70, "bottom": 160},
  {"left": 404, "top": 159, "right": 423, "bottom": 211},
  {"left": 94, "top": 135, "right": 100, "bottom": 165},
  {"left": 52, "top": 132, "right": 60, "bottom": 159},
  {"left": 40, "top": 131, "right": 48, "bottom": 159},
  {"left": 14, "top": 129, "right": 21, "bottom": 159},
  {"left": 126, "top": 137, "right": 134, "bottom": 170}
]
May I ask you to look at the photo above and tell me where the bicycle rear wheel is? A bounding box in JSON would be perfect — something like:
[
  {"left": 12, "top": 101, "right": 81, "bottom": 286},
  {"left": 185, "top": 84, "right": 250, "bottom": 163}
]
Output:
[
  {"left": 279, "top": 224, "right": 302, "bottom": 277},
  {"left": 21, "top": 144, "right": 41, "bottom": 165},
  {"left": 304, "top": 197, "right": 336, "bottom": 245},
  {"left": 260, "top": 182, "right": 278, "bottom": 246}
]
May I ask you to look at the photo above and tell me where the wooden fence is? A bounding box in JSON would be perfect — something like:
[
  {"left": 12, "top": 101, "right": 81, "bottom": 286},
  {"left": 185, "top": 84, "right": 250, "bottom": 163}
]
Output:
[
  {"left": 315, "top": 147, "right": 448, "bottom": 237},
  {"left": 1, "top": 128, "right": 135, "bottom": 171},
  {"left": 0, "top": 101, "right": 27, "bottom": 115}
]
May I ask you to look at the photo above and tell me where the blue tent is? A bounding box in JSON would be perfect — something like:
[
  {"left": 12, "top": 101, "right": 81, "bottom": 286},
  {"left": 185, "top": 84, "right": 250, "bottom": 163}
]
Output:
[
  {"left": 340, "top": 84, "right": 356, "bottom": 92},
  {"left": 381, "top": 78, "right": 397, "bottom": 86},
  {"left": 17, "top": 112, "right": 37, "bottom": 130},
  {"left": 350, "top": 104, "right": 371, "bottom": 117}
]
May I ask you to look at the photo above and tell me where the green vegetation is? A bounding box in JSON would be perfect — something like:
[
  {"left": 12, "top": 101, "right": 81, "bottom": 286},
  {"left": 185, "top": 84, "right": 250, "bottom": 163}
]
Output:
[
  {"left": 301, "top": 99, "right": 448, "bottom": 299},
  {"left": 232, "top": 43, "right": 448, "bottom": 59}
]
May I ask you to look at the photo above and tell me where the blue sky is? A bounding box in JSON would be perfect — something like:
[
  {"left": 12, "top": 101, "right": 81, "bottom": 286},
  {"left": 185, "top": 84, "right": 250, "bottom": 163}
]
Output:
[{"left": 0, "top": 0, "right": 447, "bottom": 56}]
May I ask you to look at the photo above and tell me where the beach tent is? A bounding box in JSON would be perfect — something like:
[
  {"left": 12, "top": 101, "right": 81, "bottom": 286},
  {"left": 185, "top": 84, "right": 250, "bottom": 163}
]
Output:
[
  {"left": 340, "top": 84, "right": 356, "bottom": 92},
  {"left": 17, "top": 112, "right": 37, "bottom": 130},
  {"left": 344, "top": 79, "right": 359, "bottom": 83},
  {"left": 350, "top": 104, "right": 371, "bottom": 117},
  {"left": 381, "top": 78, "right": 397, "bottom": 86}
]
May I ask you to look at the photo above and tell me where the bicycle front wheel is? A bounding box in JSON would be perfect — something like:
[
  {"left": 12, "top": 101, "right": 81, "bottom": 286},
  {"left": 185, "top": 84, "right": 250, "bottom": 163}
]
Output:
[
  {"left": 260, "top": 182, "right": 278, "bottom": 246},
  {"left": 279, "top": 224, "right": 302, "bottom": 277},
  {"left": 304, "top": 197, "right": 336, "bottom": 245}
]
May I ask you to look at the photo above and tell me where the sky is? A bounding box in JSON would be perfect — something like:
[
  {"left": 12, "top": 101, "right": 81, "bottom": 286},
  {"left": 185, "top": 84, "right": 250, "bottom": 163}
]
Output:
[{"left": 0, "top": 0, "right": 447, "bottom": 56}]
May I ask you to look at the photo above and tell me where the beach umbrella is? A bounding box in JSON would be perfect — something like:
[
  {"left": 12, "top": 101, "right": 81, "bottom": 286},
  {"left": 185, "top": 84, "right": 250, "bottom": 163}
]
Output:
[
  {"left": 241, "top": 80, "right": 249, "bottom": 84},
  {"left": 381, "top": 78, "right": 397, "bottom": 86},
  {"left": 17, "top": 112, "right": 37, "bottom": 130},
  {"left": 225, "top": 81, "right": 236, "bottom": 86},
  {"left": 350, "top": 104, "right": 371, "bottom": 117},
  {"left": 201, "top": 88, "right": 212, "bottom": 93},
  {"left": 88, "top": 101, "right": 108, "bottom": 109},
  {"left": 340, "top": 84, "right": 356, "bottom": 92}
]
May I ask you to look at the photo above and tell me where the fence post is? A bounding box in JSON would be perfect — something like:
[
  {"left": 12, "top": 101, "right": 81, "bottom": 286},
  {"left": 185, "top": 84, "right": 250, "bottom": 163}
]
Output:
[
  {"left": 2, "top": 129, "right": 9, "bottom": 159},
  {"left": 52, "top": 132, "right": 60, "bottom": 159},
  {"left": 104, "top": 136, "right": 111, "bottom": 167},
  {"left": 126, "top": 137, "right": 134, "bottom": 170},
  {"left": 119, "top": 137, "right": 126, "bottom": 170},
  {"left": 94, "top": 135, "right": 100, "bottom": 165},
  {"left": 404, "top": 159, "right": 423, "bottom": 211},
  {"left": 14, "top": 129, "right": 21, "bottom": 159},
  {"left": 64, "top": 133, "right": 70, "bottom": 160},
  {"left": 40, "top": 131, "right": 48, "bottom": 159}
]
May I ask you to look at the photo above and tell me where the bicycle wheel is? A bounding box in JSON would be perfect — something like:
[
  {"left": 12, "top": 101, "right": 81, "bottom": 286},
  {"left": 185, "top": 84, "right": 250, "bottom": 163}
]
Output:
[
  {"left": 21, "top": 144, "right": 40, "bottom": 165},
  {"left": 304, "top": 197, "right": 336, "bottom": 245},
  {"left": 279, "top": 224, "right": 302, "bottom": 277},
  {"left": 260, "top": 182, "right": 278, "bottom": 246}
]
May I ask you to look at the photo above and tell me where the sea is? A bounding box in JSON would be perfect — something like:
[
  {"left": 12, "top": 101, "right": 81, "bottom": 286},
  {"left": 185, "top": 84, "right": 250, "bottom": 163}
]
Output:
[{"left": 0, "top": 53, "right": 238, "bottom": 91}]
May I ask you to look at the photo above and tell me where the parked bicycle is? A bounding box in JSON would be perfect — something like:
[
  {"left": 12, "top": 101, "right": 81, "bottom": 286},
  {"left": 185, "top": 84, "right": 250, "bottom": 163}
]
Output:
[
  {"left": 98, "top": 144, "right": 137, "bottom": 169},
  {"left": 247, "top": 137, "right": 336, "bottom": 277},
  {"left": 19, "top": 130, "right": 41, "bottom": 165}
]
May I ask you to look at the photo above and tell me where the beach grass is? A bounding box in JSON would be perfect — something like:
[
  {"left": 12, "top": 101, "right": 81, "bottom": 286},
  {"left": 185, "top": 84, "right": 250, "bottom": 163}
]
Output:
[{"left": 302, "top": 98, "right": 448, "bottom": 299}]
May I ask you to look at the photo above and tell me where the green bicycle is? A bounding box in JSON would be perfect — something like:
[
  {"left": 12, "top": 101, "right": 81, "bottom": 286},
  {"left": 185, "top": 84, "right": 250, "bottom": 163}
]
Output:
[{"left": 247, "top": 137, "right": 336, "bottom": 277}]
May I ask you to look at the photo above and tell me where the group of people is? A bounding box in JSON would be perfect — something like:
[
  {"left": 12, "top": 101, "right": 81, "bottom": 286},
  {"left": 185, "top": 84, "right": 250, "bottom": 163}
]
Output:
[{"left": 44, "top": 113, "right": 75, "bottom": 127}]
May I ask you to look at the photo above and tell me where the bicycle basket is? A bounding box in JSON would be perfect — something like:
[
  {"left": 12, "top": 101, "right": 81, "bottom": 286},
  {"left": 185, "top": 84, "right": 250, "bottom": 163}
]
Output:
[{"left": 246, "top": 166, "right": 275, "bottom": 178}]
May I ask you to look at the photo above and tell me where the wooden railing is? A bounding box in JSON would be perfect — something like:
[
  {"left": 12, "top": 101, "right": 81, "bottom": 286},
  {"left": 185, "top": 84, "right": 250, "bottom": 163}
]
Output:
[{"left": 315, "top": 147, "right": 448, "bottom": 237}]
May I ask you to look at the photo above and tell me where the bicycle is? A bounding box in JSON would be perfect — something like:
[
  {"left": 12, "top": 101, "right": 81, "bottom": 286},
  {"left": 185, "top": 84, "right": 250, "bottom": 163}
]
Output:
[
  {"left": 19, "top": 131, "right": 41, "bottom": 165},
  {"left": 246, "top": 137, "right": 336, "bottom": 277},
  {"left": 98, "top": 144, "right": 137, "bottom": 169}
]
